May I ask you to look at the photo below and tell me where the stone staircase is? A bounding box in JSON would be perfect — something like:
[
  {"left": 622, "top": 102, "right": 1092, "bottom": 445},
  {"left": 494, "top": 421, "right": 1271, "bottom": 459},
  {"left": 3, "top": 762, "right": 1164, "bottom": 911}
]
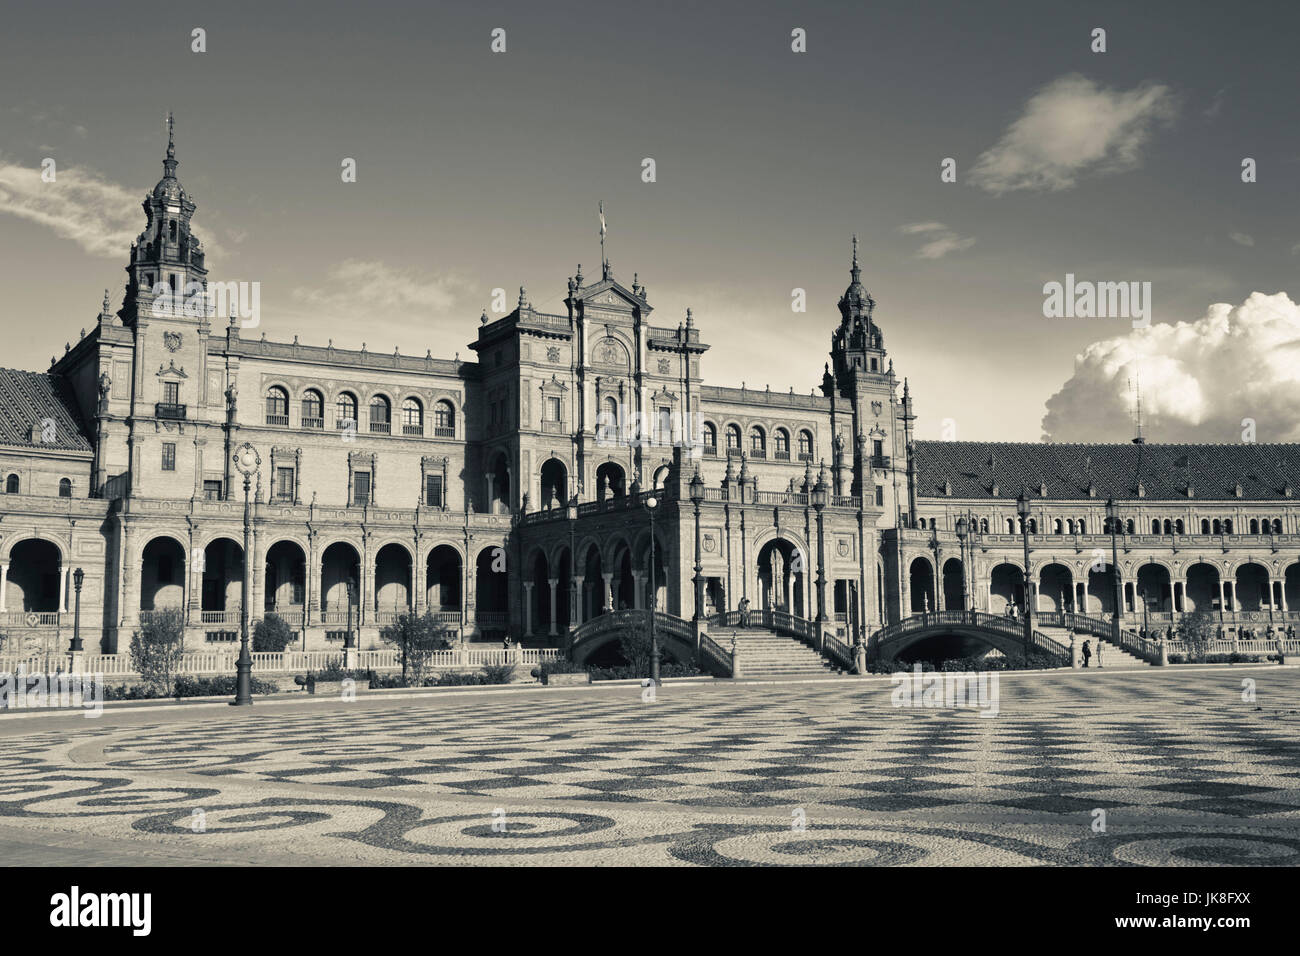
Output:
[
  {"left": 1037, "top": 627, "right": 1150, "bottom": 668},
  {"left": 722, "top": 626, "right": 843, "bottom": 678}
]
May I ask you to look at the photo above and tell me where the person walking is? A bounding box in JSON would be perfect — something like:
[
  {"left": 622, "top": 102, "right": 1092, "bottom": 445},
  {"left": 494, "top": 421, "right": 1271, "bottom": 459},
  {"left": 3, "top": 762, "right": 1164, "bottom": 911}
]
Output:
[
  {"left": 738, "top": 596, "right": 751, "bottom": 628},
  {"left": 1081, "top": 640, "right": 1092, "bottom": 668}
]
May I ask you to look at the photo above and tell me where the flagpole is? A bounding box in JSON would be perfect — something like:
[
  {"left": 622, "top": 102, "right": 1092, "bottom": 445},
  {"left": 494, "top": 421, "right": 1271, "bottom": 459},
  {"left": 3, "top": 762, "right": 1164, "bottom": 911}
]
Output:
[{"left": 599, "top": 200, "right": 607, "bottom": 279}]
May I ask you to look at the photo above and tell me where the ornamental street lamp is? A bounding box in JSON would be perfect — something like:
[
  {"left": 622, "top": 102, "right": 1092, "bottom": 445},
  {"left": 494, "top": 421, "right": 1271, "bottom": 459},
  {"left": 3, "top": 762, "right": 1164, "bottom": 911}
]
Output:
[
  {"left": 811, "top": 465, "right": 828, "bottom": 626},
  {"left": 1105, "top": 498, "right": 1123, "bottom": 644},
  {"left": 231, "top": 441, "right": 261, "bottom": 706},
  {"left": 646, "top": 494, "right": 661, "bottom": 685},
  {"left": 70, "top": 567, "right": 85, "bottom": 655},
  {"left": 955, "top": 517, "right": 969, "bottom": 617},
  {"left": 689, "top": 470, "right": 705, "bottom": 624},
  {"left": 1016, "top": 489, "right": 1034, "bottom": 663}
]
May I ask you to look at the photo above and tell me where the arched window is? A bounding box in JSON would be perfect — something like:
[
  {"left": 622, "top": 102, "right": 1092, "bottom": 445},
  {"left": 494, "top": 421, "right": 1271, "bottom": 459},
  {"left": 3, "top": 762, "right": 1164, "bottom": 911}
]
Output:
[
  {"left": 336, "top": 392, "right": 357, "bottom": 430},
  {"left": 1201, "top": 518, "right": 1210, "bottom": 533},
  {"left": 1066, "top": 518, "right": 1075, "bottom": 534},
  {"left": 1076, "top": 518, "right": 1086, "bottom": 534},
  {"left": 1212, "top": 519, "right": 1222, "bottom": 534},
  {"left": 702, "top": 422, "right": 717, "bottom": 454},
  {"left": 1006, "top": 518, "right": 1015, "bottom": 533},
  {"left": 798, "top": 430, "right": 813, "bottom": 461},
  {"left": 1249, "top": 518, "right": 1259, "bottom": 534},
  {"left": 979, "top": 518, "right": 988, "bottom": 534},
  {"left": 401, "top": 397, "right": 423, "bottom": 436},
  {"left": 1028, "top": 518, "right": 1038, "bottom": 533},
  {"left": 1125, "top": 519, "right": 1134, "bottom": 534},
  {"left": 725, "top": 424, "right": 741, "bottom": 453},
  {"left": 1220, "top": 518, "right": 1229, "bottom": 534},
  {"left": 749, "top": 427, "right": 766, "bottom": 458},
  {"left": 1152, "top": 519, "right": 1161, "bottom": 534},
  {"left": 1272, "top": 518, "right": 1283, "bottom": 534},
  {"left": 369, "top": 395, "right": 391, "bottom": 434},
  {"left": 1162, "top": 519, "right": 1172, "bottom": 534},
  {"left": 434, "top": 400, "right": 455, "bottom": 437},
  {"left": 4, "top": 474, "right": 17, "bottom": 494},
  {"left": 773, "top": 428, "right": 790, "bottom": 460},
  {"left": 301, "top": 390, "right": 324, "bottom": 428},
  {"left": 58, "top": 478, "right": 72, "bottom": 498},
  {"left": 1053, "top": 518, "right": 1063, "bottom": 534},
  {"left": 265, "top": 386, "right": 289, "bottom": 425}
]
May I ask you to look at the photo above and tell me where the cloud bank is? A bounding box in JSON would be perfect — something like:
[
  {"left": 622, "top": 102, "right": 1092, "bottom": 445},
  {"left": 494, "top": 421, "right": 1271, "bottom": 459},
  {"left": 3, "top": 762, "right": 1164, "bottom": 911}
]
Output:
[
  {"left": 1041, "top": 292, "right": 1300, "bottom": 442},
  {"left": 0, "top": 158, "right": 141, "bottom": 258},
  {"left": 971, "top": 74, "right": 1177, "bottom": 194}
]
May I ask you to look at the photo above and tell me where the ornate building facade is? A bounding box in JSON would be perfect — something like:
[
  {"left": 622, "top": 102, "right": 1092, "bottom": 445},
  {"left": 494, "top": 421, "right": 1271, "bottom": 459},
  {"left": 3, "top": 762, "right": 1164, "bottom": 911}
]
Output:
[{"left": 1, "top": 128, "right": 1297, "bottom": 661}]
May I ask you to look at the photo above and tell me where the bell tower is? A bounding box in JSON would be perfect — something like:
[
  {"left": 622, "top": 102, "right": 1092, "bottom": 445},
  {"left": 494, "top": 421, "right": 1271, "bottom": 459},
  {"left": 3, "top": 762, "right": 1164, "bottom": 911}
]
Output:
[
  {"left": 119, "top": 113, "right": 209, "bottom": 327},
  {"left": 823, "top": 237, "right": 907, "bottom": 523}
]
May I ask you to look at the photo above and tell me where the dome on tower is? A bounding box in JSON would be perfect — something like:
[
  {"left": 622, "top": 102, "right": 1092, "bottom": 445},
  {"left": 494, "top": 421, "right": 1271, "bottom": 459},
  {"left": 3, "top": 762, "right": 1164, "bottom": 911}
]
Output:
[{"left": 837, "top": 235, "right": 875, "bottom": 325}]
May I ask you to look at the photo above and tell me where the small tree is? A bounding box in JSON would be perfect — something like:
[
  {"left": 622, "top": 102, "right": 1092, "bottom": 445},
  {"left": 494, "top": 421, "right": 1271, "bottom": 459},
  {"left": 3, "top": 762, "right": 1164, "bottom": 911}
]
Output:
[
  {"left": 381, "top": 611, "right": 453, "bottom": 684},
  {"left": 617, "top": 618, "right": 656, "bottom": 675},
  {"left": 1181, "top": 610, "right": 1217, "bottom": 663},
  {"left": 129, "top": 608, "right": 185, "bottom": 694},
  {"left": 253, "top": 613, "right": 294, "bottom": 652}
]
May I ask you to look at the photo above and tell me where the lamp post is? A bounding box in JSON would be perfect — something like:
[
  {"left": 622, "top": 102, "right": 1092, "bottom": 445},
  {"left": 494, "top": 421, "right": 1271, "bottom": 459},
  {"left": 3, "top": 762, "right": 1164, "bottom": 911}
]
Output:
[
  {"left": 955, "top": 517, "right": 969, "bottom": 617},
  {"left": 811, "top": 466, "right": 828, "bottom": 627},
  {"left": 1016, "top": 489, "right": 1034, "bottom": 662},
  {"left": 689, "top": 470, "right": 705, "bottom": 624},
  {"left": 566, "top": 494, "right": 577, "bottom": 650},
  {"left": 69, "top": 567, "right": 85, "bottom": 667},
  {"left": 1106, "top": 498, "right": 1123, "bottom": 644},
  {"left": 231, "top": 441, "right": 261, "bottom": 706},
  {"left": 646, "top": 493, "right": 661, "bottom": 684}
]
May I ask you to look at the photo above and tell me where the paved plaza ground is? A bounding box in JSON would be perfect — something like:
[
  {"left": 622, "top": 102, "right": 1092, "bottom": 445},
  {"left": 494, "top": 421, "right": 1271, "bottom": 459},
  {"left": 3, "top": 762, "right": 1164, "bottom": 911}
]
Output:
[{"left": 3, "top": 667, "right": 1300, "bottom": 866}]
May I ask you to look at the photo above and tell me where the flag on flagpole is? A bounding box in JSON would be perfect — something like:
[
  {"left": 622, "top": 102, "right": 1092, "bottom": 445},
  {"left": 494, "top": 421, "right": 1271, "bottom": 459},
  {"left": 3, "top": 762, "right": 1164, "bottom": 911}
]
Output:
[{"left": 599, "top": 201, "right": 606, "bottom": 239}]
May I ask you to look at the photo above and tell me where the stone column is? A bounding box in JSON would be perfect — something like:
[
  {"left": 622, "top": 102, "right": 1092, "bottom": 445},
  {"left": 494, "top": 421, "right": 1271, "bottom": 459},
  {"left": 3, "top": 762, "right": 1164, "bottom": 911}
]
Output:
[
  {"left": 307, "top": 547, "right": 321, "bottom": 626},
  {"left": 410, "top": 555, "right": 420, "bottom": 613},
  {"left": 572, "top": 575, "right": 584, "bottom": 626},
  {"left": 631, "top": 572, "right": 644, "bottom": 609},
  {"left": 0, "top": 562, "right": 7, "bottom": 612},
  {"left": 601, "top": 573, "right": 614, "bottom": 612},
  {"left": 58, "top": 561, "right": 67, "bottom": 614},
  {"left": 523, "top": 581, "right": 534, "bottom": 637},
  {"left": 121, "top": 526, "right": 140, "bottom": 630},
  {"left": 547, "top": 578, "right": 558, "bottom": 636}
]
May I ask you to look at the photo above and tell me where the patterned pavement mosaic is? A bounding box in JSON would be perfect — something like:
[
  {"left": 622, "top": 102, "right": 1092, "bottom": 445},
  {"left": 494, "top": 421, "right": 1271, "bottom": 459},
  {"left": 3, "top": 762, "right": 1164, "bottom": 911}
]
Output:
[{"left": 3, "top": 668, "right": 1300, "bottom": 865}]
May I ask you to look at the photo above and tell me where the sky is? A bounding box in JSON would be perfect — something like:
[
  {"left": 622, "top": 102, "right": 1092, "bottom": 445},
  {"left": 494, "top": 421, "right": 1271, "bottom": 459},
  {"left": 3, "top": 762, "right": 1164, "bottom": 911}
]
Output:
[{"left": 1, "top": 0, "right": 1298, "bottom": 443}]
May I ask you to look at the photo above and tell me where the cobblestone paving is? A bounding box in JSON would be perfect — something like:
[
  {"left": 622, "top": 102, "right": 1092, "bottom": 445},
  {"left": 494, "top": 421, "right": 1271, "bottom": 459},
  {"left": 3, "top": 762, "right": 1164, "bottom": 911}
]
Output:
[{"left": 3, "top": 668, "right": 1300, "bottom": 865}]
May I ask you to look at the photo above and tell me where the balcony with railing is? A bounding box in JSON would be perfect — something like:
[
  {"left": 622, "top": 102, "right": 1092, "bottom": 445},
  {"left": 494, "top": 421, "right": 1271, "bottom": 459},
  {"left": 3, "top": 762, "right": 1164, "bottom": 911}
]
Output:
[
  {"left": 402, "top": 423, "right": 423, "bottom": 436},
  {"left": 155, "top": 403, "right": 187, "bottom": 420},
  {"left": 773, "top": 449, "right": 791, "bottom": 461},
  {"left": 302, "top": 416, "right": 324, "bottom": 429},
  {"left": 370, "top": 420, "right": 391, "bottom": 435},
  {"left": 750, "top": 447, "right": 767, "bottom": 460},
  {"left": 702, "top": 443, "right": 717, "bottom": 457},
  {"left": 265, "top": 413, "right": 289, "bottom": 426},
  {"left": 434, "top": 425, "right": 456, "bottom": 438}
]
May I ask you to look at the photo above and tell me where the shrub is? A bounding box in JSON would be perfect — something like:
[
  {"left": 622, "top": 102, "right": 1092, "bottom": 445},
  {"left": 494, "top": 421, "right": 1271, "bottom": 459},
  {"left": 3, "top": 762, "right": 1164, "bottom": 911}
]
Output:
[
  {"left": 128, "top": 608, "right": 185, "bottom": 694},
  {"left": 537, "top": 657, "right": 582, "bottom": 677},
  {"left": 173, "top": 675, "right": 279, "bottom": 698},
  {"left": 588, "top": 661, "right": 702, "bottom": 681},
  {"left": 253, "top": 614, "right": 295, "bottom": 652},
  {"left": 481, "top": 663, "right": 516, "bottom": 684}
]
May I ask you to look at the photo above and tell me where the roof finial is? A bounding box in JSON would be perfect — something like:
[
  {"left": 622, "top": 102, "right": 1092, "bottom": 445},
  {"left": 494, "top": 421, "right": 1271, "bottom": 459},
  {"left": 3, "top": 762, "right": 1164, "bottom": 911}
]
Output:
[{"left": 850, "top": 234, "right": 861, "bottom": 283}]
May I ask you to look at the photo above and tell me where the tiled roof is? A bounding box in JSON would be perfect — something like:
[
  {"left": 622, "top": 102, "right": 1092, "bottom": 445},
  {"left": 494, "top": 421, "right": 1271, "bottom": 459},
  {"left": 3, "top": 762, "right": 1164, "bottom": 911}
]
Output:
[
  {"left": 914, "top": 441, "right": 1300, "bottom": 502},
  {"left": 0, "top": 368, "right": 92, "bottom": 452}
]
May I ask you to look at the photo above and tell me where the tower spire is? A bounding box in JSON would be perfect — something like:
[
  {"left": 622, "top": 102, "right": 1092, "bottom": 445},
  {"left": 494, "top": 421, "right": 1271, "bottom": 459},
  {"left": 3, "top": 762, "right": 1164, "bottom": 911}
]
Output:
[
  {"left": 162, "top": 111, "right": 178, "bottom": 179},
  {"left": 851, "top": 234, "right": 860, "bottom": 283}
]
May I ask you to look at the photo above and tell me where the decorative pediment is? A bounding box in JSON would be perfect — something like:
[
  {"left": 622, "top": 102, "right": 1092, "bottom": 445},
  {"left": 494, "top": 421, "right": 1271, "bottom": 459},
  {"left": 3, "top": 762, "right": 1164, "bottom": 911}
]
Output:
[
  {"left": 156, "top": 360, "right": 187, "bottom": 378},
  {"left": 575, "top": 278, "right": 647, "bottom": 313}
]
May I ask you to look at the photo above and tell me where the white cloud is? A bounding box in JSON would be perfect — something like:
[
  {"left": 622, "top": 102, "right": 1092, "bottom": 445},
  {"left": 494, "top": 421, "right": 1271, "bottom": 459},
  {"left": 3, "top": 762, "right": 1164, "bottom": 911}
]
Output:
[
  {"left": 1228, "top": 231, "right": 1254, "bottom": 247},
  {"left": 1041, "top": 292, "right": 1300, "bottom": 441},
  {"left": 971, "top": 74, "right": 1177, "bottom": 194},
  {"left": 0, "top": 157, "right": 141, "bottom": 258},
  {"left": 898, "top": 222, "right": 975, "bottom": 259}
]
